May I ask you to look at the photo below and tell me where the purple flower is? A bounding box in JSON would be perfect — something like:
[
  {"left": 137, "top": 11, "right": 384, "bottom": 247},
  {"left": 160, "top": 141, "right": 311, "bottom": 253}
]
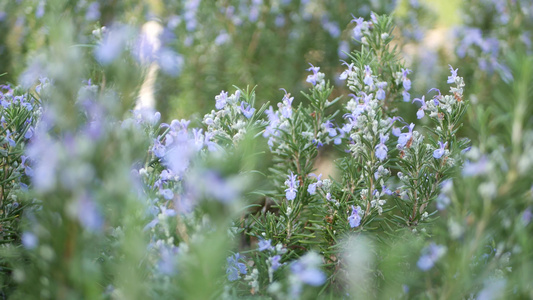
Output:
[
  {"left": 215, "top": 91, "right": 228, "bottom": 110},
  {"left": 306, "top": 63, "right": 320, "bottom": 86},
  {"left": 375, "top": 133, "right": 389, "bottom": 161},
  {"left": 279, "top": 89, "right": 294, "bottom": 119},
  {"left": 401, "top": 68, "right": 412, "bottom": 91},
  {"left": 433, "top": 141, "right": 447, "bottom": 159},
  {"left": 285, "top": 172, "right": 299, "bottom": 200},
  {"left": 322, "top": 120, "right": 337, "bottom": 137},
  {"left": 307, "top": 173, "right": 322, "bottom": 195},
  {"left": 270, "top": 255, "right": 282, "bottom": 271},
  {"left": 339, "top": 60, "right": 354, "bottom": 80},
  {"left": 417, "top": 243, "right": 446, "bottom": 271},
  {"left": 351, "top": 15, "right": 368, "bottom": 40},
  {"left": 160, "top": 188, "right": 174, "bottom": 200},
  {"left": 258, "top": 239, "right": 274, "bottom": 251},
  {"left": 240, "top": 101, "right": 255, "bottom": 119},
  {"left": 20, "top": 155, "right": 34, "bottom": 177},
  {"left": 376, "top": 81, "right": 387, "bottom": 100},
  {"left": 348, "top": 205, "right": 362, "bottom": 228},
  {"left": 363, "top": 65, "right": 373, "bottom": 87},
  {"left": 397, "top": 123, "right": 415, "bottom": 148},
  {"left": 226, "top": 253, "right": 247, "bottom": 281},
  {"left": 412, "top": 95, "right": 427, "bottom": 119},
  {"left": 447, "top": 65, "right": 458, "bottom": 84},
  {"left": 402, "top": 90, "right": 410, "bottom": 102}
]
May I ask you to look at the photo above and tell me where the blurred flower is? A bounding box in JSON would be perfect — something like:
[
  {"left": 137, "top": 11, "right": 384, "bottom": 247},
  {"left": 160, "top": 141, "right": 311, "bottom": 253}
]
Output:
[
  {"left": 85, "top": 2, "right": 100, "bottom": 21},
  {"left": 95, "top": 25, "right": 132, "bottom": 65},
  {"left": 462, "top": 156, "right": 489, "bottom": 177},
  {"left": 157, "top": 244, "right": 180, "bottom": 275},
  {"left": 21, "top": 232, "right": 38, "bottom": 250},
  {"left": 417, "top": 243, "right": 446, "bottom": 271},
  {"left": 214, "top": 30, "right": 230, "bottom": 45},
  {"left": 477, "top": 279, "right": 506, "bottom": 300},
  {"left": 338, "top": 41, "right": 350, "bottom": 59},
  {"left": 77, "top": 193, "right": 104, "bottom": 232},
  {"left": 289, "top": 252, "right": 326, "bottom": 298},
  {"left": 158, "top": 48, "right": 184, "bottom": 77},
  {"left": 160, "top": 188, "right": 174, "bottom": 200}
]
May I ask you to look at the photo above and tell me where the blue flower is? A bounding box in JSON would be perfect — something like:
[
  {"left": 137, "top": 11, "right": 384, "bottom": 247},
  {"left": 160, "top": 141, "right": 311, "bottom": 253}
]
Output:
[
  {"left": 447, "top": 65, "right": 458, "bottom": 84},
  {"left": 375, "top": 133, "right": 389, "bottom": 161},
  {"left": 285, "top": 172, "right": 299, "bottom": 200},
  {"left": 433, "top": 141, "right": 447, "bottom": 159},
  {"left": 348, "top": 205, "right": 362, "bottom": 228},
  {"left": 226, "top": 253, "right": 247, "bottom": 281},
  {"left": 240, "top": 101, "right": 255, "bottom": 119}
]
